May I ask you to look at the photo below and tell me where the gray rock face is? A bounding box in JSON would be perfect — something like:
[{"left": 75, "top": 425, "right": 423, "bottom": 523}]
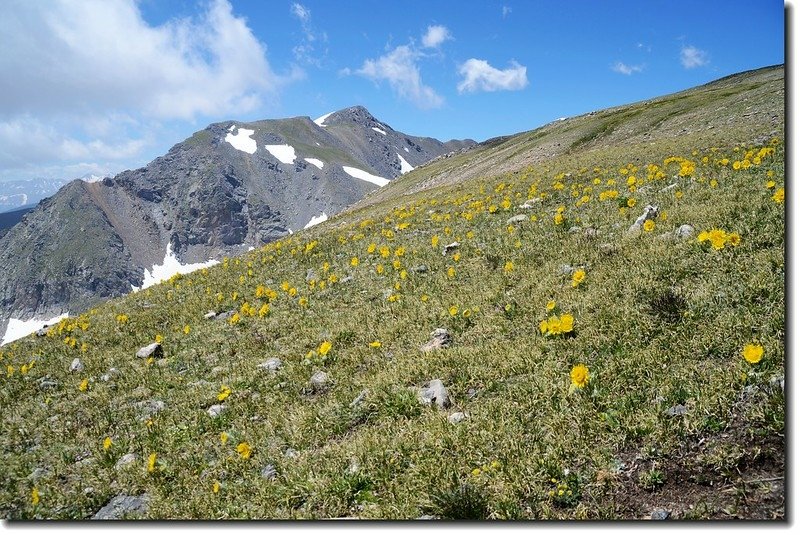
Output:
[
  {"left": 114, "top": 453, "right": 138, "bottom": 470},
  {"left": 419, "top": 379, "right": 451, "bottom": 409},
  {"left": 421, "top": 328, "right": 451, "bottom": 352},
  {"left": 92, "top": 493, "right": 150, "bottom": 520},
  {"left": 136, "top": 343, "right": 163, "bottom": 359},
  {"left": 0, "top": 105, "right": 475, "bottom": 338}
]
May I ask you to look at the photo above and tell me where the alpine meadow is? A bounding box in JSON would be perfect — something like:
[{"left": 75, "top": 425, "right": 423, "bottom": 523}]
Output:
[{"left": 0, "top": 60, "right": 785, "bottom": 521}]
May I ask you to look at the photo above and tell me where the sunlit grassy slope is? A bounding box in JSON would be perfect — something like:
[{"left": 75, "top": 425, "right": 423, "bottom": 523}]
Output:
[{"left": 0, "top": 65, "right": 784, "bottom": 520}]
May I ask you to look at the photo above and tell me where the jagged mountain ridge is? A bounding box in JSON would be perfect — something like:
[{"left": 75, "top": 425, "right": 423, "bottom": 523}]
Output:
[{"left": 0, "top": 106, "right": 475, "bottom": 340}]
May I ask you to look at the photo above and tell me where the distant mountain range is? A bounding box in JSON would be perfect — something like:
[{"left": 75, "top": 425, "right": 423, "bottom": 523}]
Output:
[
  {"left": 0, "top": 106, "right": 475, "bottom": 343},
  {"left": 0, "top": 177, "right": 73, "bottom": 213}
]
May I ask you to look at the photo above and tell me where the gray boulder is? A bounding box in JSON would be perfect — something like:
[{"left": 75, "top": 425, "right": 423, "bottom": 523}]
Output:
[
  {"left": 69, "top": 358, "right": 84, "bottom": 373},
  {"left": 419, "top": 379, "right": 451, "bottom": 409},
  {"left": 421, "top": 328, "right": 452, "bottom": 352},
  {"left": 135, "top": 343, "right": 163, "bottom": 359},
  {"left": 92, "top": 494, "right": 150, "bottom": 520}
]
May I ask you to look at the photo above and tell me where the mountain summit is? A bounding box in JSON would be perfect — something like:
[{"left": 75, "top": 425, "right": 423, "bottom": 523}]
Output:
[{"left": 0, "top": 107, "right": 475, "bottom": 343}]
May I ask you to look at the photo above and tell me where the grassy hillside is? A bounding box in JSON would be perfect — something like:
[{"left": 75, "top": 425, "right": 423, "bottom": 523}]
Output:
[{"left": 0, "top": 67, "right": 784, "bottom": 520}]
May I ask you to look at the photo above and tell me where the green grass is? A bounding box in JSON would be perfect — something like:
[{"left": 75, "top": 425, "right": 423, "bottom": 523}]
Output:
[{"left": 0, "top": 133, "right": 784, "bottom": 519}]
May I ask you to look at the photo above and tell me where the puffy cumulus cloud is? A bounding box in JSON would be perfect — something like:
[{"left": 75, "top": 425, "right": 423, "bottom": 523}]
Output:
[
  {"left": 355, "top": 45, "right": 444, "bottom": 109},
  {"left": 457, "top": 59, "right": 528, "bottom": 93},
  {"left": 680, "top": 45, "right": 709, "bottom": 69},
  {"left": 421, "top": 25, "right": 452, "bottom": 48},
  {"left": 611, "top": 61, "right": 644, "bottom": 75}
]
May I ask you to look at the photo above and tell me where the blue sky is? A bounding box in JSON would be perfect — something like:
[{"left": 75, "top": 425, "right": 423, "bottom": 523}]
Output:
[{"left": 0, "top": 0, "right": 786, "bottom": 183}]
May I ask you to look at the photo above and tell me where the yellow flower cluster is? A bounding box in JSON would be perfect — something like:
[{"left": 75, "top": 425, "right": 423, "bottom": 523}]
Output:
[
  {"left": 539, "top": 313, "right": 575, "bottom": 336},
  {"left": 697, "top": 228, "right": 741, "bottom": 250}
]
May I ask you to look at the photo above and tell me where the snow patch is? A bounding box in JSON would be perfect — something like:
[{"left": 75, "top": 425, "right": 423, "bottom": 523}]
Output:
[
  {"left": 404, "top": 147, "right": 409, "bottom": 152},
  {"left": 265, "top": 144, "right": 297, "bottom": 165},
  {"left": 225, "top": 127, "right": 257, "bottom": 154},
  {"left": 342, "top": 166, "right": 390, "bottom": 187},
  {"left": 228, "top": 124, "right": 236, "bottom": 131},
  {"left": 2, "top": 313, "right": 69, "bottom": 346},
  {"left": 304, "top": 212, "right": 328, "bottom": 229},
  {"left": 134, "top": 243, "right": 219, "bottom": 291},
  {"left": 397, "top": 153, "right": 414, "bottom": 174},
  {"left": 371, "top": 126, "right": 387, "bottom": 135},
  {"left": 304, "top": 158, "right": 324, "bottom": 169},
  {"left": 314, "top": 111, "right": 334, "bottom": 126}
]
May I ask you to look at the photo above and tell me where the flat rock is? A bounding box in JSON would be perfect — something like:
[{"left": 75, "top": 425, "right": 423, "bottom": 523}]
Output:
[
  {"left": 204, "top": 311, "right": 217, "bottom": 319},
  {"left": 258, "top": 357, "right": 282, "bottom": 372},
  {"left": 207, "top": 404, "right": 226, "bottom": 418},
  {"left": 664, "top": 404, "right": 687, "bottom": 417},
  {"left": 442, "top": 242, "right": 460, "bottom": 255},
  {"left": 69, "top": 358, "right": 84, "bottom": 373},
  {"left": 214, "top": 310, "right": 235, "bottom": 321},
  {"left": 506, "top": 214, "right": 527, "bottom": 225},
  {"left": 135, "top": 343, "right": 163, "bottom": 359},
  {"left": 115, "top": 453, "right": 138, "bottom": 470},
  {"left": 349, "top": 389, "right": 368, "bottom": 407},
  {"left": 419, "top": 379, "right": 451, "bottom": 409},
  {"left": 518, "top": 198, "right": 541, "bottom": 209},
  {"left": 420, "top": 328, "right": 451, "bottom": 352},
  {"left": 100, "top": 368, "right": 119, "bottom": 382},
  {"left": 448, "top": 412, "right": 466, "bottom": 424},
  {"left": 651, "top": 509, "right": 672, "bottom": 520},
  {"left": 411, "top": 264, "right": 428, "bottom": 273},
  {"left": 310, "top": 371, "right": 329, "bottom": 390},
  {"left": 92, "top": 493, "right": 150, "bottom": 520},
  {"left": 674, "top": 224, "right": 695, "bottom": 239},
  {"left": 628, "top": 204, "right": 659, "bottom": 233}
]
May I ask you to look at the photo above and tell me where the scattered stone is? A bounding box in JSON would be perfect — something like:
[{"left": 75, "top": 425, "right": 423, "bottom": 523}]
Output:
[
  {"left": 411, "top": 264, "right": 428, "bottom": 273},
  {"left": 420, "top": 328, "right": 451, "bottom": 352},
  {"left": 100, "top": 368, "right": 119, "bottom": 382},
  {"left": 115, "top": 453, "right": 138, "bottom": 470},
  {"left": 306, "top": 268, "right": 318, "bottom": 282},
  {"left": 558, "top": 264, "right": 574, "bottom": 275},
  {"left": 382, "top": 288, "right": 395, "bottom": 299},
  {"left": 207, "top": 404, "right": 226, "bottom": 418},
  {"left": 651, "top": 509, "right": 672, "bottom": 520},
  {"left": 628, "top": 204, "right": 659, "bottom": 233},
  {"left": 28, "top": 467, "right": 50, "bottom": 481},
  {"left": 135, "top": 399, "right": 166, "bottom": 419},
  {"left": 598, "top": 243, "right": 618, "bottom": 256},
  {"left": 92, "top": 493, "right": 150, "bottom": 520},
  {"left": 448, "top": 412, "right": 466, "bottom": 424},
  {"left": 518, "top": 198, "right": 542, "bottom": 209},
  {"left": 419, "top": 379, "right": 451, "bottom": 409},
  {"left": 347, "top": 460, "right": 360, "bottom": 474},
  {"left": 674, "top": 224, "right": 695, "bottom": 239},
  {"left": 69, "top": 358, "right": 84, "bottom": 373},
  {"left": 261, "top": 464, "right": 278, "bottom": 480},
  {"left": 350, "top": 389, "right": 368, "bottom": 408},
  {"left": 506, "top": 214, "right": 528, "bottom": 225},
  {"left": 310, "top": 371, "right": 329, "bottom": 391},
  {"left": 340, "top": 275, "right": 353, "bottom": 284},
  {"left": 417, "top": 515, "right": 439, "bottom": 520},
  {"left": 84, "top": 487, "right": 95, "bottom": 495},
  {"left": 584, "top": 227, "right": 599, "bottom": 239},
  {"left": 664, "top": 404, "right": 687, "bottom": 417},
  {"left": 568, "top": 225, "right": 582, "bottom": 234},
  {"left": 214, "top": 310, "right": 235, "bottom": 322},
  {"left": 284, "top": 448, "right": 299, "bottom": 459},
  {"left": 466, "top": 388, "right": 478, "bottom": 399},
  {"left": 659, "top": 183, "right": 679, "bottom": 193},
  {"left": 135, "top": 343, "right": 163, "bottom": 359},
  {"left": 258, "top": 357, "right": 282, "bottom": 372},
  {"left": 211, "top": 366, "right": 225, "bottom": 376},
  {"left": 442, "top": 242, "right": 460, "bottom": 255},
  {"left": 204, "top": 311, "right": 217, "bottom": 320},
  {"left": 38, "top": 377, "right": 59, "bottom": 390}
]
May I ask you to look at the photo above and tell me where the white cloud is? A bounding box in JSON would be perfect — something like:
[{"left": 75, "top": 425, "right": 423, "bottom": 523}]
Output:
[
  {"left": 290, "top": 2, "right": 310, "bottom": 22},
  {"left": 355, "top": 45, "right": 444, "bottom": 109},
  {"left": 0, "top": 0, "right": 295, "bottom": 180},
  {"left": 680, "top": 45, "right": 709, "bottom": 68},
  {"left": 457, "top": 59, "right": 528, "bottom": 93},
  {"left": 502, "top": 6, "right": 512, "bottom": 18},
  {"left": 421, "top": 25, "right": 452, "bottom": 48},
  {"left": 612, "top": 61, "right": 644, "bottom": 75}
]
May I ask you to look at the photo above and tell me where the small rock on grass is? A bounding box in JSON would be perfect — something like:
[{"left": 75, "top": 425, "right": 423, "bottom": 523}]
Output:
[
  {"left": 135, "top": 343, "right": 163, "bottom": 359},
  {"left": 419, "top": 379, "right": 451, "bottom": 409},
  {"left": 420, "top": 328, "right": 451, "bottom": 352},
  {"left": 204, "top": 311, "right": 217, "bottom": 319},
  {"left": 442, "top": 242, "right": 460, "bottom": 255},
  {"left": 506, "top": 214, "right": 527, "bottom": 225},
  {"left": 664, "top": 404, "right": 687, "bottom": 417},
  {"left": 628, "top": 204, "right": 659, "bottom": 233},
  {"left": 261, "top": 464, "right": 278, "bottom": 480},
  {"left": 69, "top": 358, "right": 84, "bottom": 373},
  {"left": 258, "top": 357, "right": 282, "bottom": 372},
  {"left": 349, "top": 389, "right": 368, "bottom": 407},
  {"left": 651, "top": 509, "right": 672, "bottom": 520},
  {"left": 92, "top": 494, "right": 150, "bottom": 520},
  {"left": 310, "top": 371, "right": 329, "bottom": 391},
  {"left": 448, "top": 412, "right": 466, "bottom": 424},
  {"left": 115, "top": 453, "right": 138, "bottom": 470},
  {"left": 207, "top": 404, "right": 226, "bottom": 418}
]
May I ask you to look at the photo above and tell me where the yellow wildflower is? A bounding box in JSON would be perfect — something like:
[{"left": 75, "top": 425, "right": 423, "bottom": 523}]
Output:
[
  {"left": 183, "top": 325, "right": 191, "bottom": 335},
  {"left": 78, "top": 378, "right": 89, "bottom": 392},
  {"left": 319, "top": 341, "right": 332, "bottom": 356},
  {"left": 351, "top": 257, "right": 360, "bottom": 267},
  {"left": 504, "top": 261, "right": 514, "bottom": 273},
  {"left": 220, "top": 432, "right": 228, "bottom": 445},
  {"left": 546, "top": 300, "right": 556, "bottom": 311},
  {"left": 155, "top": 334, "right": 164, "bottom": 344},
  {"left": 570, "top": 364, "right": 590, "bottom": 388},
  {"left": 773, "top": 187, "right": 784, "bottom": 204},
  {"left": 643, "top": 220, "right": 655, "bottom": 232},
  {"left": 212, "top": 481, "right": 220, "bottom": 494},
  {"left": 449, "top": 306, "right": 459, "bottom": 317},
  {"left": 742, "top": 344, "right": 764, "bottom": 364},
  {"left": 369, "top": 341, "right": 382, "bottom": 348},
  {"left": 32, "top": 487, "right": 40, "bottom": 506},
  {"left": 236, "top": 442, "right": 252, "bottom": 460},
  {"left": 147, "top": 453, "right": 157, "bottom": 473},
  {"left": 103, "top": 437, "right": 113, "bottom": 451},
  {"left": 571, "top": 270, "right": 586, "bottom": 288},
  {"left": 218, "top": 385, "right": 231, "bottom": 401}
]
